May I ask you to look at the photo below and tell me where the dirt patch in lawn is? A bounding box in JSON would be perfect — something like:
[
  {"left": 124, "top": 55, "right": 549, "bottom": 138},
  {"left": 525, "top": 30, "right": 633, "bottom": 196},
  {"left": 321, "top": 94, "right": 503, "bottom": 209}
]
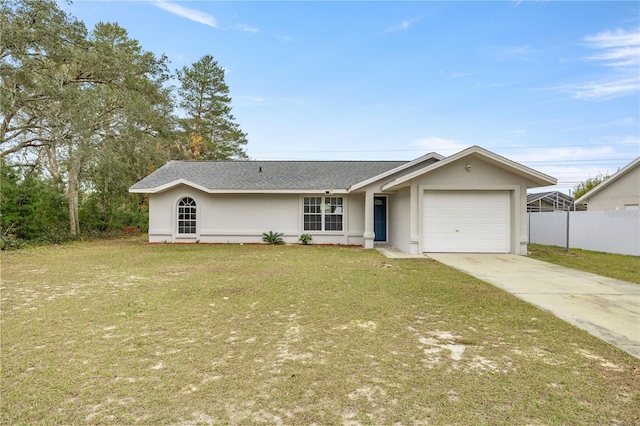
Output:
[{"left": 2, "top": 239, "right": 639, "bottom": 425}]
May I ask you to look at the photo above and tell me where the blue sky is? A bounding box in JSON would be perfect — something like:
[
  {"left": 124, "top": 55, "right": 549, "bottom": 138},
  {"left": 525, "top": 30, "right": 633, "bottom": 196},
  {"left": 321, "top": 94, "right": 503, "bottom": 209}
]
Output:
[{"left": 63, "top": 1, "right": 639, "bottom": 193}]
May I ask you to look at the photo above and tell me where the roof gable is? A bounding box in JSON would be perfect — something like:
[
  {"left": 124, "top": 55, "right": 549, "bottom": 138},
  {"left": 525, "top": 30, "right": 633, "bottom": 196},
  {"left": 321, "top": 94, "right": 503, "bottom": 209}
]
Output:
[
  {"left": 574, "top": 157, "right": 640, "bottom": 204},
  {"left": 381, "top": 146, "right": 557, "bottom": 190}
]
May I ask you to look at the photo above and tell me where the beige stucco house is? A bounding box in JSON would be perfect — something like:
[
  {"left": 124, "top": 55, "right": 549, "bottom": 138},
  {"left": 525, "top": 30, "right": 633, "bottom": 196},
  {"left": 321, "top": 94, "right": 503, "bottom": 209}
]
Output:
[
  {"left": 129, "top": 146, "right": 556, "bottom": 254},
  {"left": 575, "top": 157, "right": 640, "bottom": 211}
]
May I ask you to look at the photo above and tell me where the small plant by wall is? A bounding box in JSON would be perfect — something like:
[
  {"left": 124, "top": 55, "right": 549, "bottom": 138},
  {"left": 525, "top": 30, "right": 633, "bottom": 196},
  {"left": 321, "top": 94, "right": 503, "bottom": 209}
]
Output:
[
  {"left": 299, "top": 234, "right": 312, "bottom": 245},
  {"left": 262, "top": 231, "right": 284, "bottom": 245}
]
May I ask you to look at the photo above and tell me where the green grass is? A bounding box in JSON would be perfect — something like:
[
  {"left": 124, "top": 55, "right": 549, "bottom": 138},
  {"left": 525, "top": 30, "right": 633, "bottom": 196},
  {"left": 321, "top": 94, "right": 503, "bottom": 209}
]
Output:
[
  {"left": 528, "top": 244, "right": 640, "bottom": 284},
  {"left": 2, "top": 237, "right": 639, "bottom": 425}
]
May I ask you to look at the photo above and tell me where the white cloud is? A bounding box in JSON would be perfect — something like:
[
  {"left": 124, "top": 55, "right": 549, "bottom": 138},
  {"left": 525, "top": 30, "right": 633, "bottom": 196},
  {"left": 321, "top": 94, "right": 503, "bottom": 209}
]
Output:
[
  {"left": 508, "top": 145, "right": 614, "bottom": 164},
  {"left": 555, "top": 75, "right": 639, "bottom": 101},
  {"left": 501, "top": 144, "right": 633, "bottom": 192},
  {"left": 441, "top": 70, "right": 481, "bottom": 79},
  {"left": 152, "top": 1, "right": 219, "bottom": 28},
  {"left": 384, "top": 19, "right": 417, "bottom": 33},
  {"left": 585, "top": 28, "right": 640, "bottom": 67},
  {"left": 410, "top": 137, "right": 469, "bottom": 153},
  {"left": 485, "top": 45, "right": 539, "bottom": 62},
  {"left": 561, "top": 116, "right": 638, "bottom": 131},
  {"left": 558, "top": 27, "right": 640, "bottom": 101},
  {"left": 235, "top": 23, "right": 258, "bottom": 33}
]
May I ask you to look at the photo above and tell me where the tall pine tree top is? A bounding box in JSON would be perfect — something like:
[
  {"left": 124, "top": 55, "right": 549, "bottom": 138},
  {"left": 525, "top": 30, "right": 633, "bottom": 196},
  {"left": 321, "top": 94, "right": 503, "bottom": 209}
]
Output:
[{"left": 176, "top": 55, "right": 248, "bottom": 160}]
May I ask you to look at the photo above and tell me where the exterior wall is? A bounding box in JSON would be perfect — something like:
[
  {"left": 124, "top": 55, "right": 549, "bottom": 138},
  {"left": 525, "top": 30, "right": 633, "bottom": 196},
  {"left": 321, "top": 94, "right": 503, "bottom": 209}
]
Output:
[
  {"left": 388, "top": 187, "right": 411, "bottom": 253},
  {"left": 587, "top": 165, "right": 640, "bottom": 210},
  {"left": 199, "top": 193, "right": 300, "bottom": 243},
  {"left": 409, "top": 156, "right": 530, "bottom": 255},
  {"left": 347, "top": 193, "right": 365, "bottom": 246},
  {"left": 148, "top": 185, "right": 363, "bottom": 245}
]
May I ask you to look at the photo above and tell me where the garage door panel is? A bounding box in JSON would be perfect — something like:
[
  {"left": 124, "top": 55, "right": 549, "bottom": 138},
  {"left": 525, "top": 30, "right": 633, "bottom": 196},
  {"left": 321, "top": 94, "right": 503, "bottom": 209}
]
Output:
[{"left": 423, "top": 191, "right": 510, "bottom": 253}]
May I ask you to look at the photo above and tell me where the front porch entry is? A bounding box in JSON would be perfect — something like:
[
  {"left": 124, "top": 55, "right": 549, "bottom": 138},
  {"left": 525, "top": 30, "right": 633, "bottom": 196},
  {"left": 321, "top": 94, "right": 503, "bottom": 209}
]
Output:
[{"left": 374, "top": 196, "right": 387, "bottom": 242}]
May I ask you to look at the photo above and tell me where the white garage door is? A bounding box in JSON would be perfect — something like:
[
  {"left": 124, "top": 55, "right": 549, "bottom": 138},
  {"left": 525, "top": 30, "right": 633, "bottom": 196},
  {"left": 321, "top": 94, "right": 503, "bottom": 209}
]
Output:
[{"left": 423, "top": 191, "right": 510, "bottom": 253}]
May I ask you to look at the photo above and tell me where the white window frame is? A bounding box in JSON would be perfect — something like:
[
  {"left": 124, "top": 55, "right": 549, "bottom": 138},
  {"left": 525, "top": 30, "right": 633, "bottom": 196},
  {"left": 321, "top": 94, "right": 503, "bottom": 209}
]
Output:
[
  {"left": 303, "top": 196, "right": 344, "bottom": 232},
  {"left": 303, "top": 197, "right": 323, "bottom": 231},
  {"left": 177, "top": 197, "right": 197, "bottom": 235}
]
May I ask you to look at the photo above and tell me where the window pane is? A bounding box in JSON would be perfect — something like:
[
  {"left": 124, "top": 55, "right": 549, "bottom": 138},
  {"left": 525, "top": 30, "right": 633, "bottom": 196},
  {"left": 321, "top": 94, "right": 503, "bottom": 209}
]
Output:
[
  {"left": 304, "top": 214, "right": 322, "bottom": 231},
  {"left": 324, "top": 197, "right": 343, "bottom": 213},
  {"left": 325, "top": 214, "right": 343, "bottom": 231},
  {"left": 178, "top": 197, "right": 196, "bottom": 234},
  {"left": 179, "top": 197, "right": 196, "bottom": 207}
]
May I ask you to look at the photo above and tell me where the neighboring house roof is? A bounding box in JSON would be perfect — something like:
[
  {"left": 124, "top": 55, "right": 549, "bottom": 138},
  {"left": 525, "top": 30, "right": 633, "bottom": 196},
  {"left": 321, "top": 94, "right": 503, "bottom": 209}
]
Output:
[
  {"left": 526, "top": 191, "right": 583, "bottom": 211},
  {"left": 381, "top": 146, "right": 557, "bottom": 190},
  {"left": 526, "top": 191, "right": 574, "bottom": 204},
  {"left": 129, "top": 160, "right": 408, "bottom": 193},
  {"left": 574, "top": 157, "right": 640, "bottom": 205}
]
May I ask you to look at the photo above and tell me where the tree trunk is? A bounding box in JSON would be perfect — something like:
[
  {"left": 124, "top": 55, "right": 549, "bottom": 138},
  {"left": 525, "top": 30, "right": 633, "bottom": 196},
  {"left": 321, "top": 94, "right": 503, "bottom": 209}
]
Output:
[
  {"left": 67, "top": 154, "right": 81, "bottom": 235},
  {"left": 42, "top": 144, "right": 64, "bottom": 190}
]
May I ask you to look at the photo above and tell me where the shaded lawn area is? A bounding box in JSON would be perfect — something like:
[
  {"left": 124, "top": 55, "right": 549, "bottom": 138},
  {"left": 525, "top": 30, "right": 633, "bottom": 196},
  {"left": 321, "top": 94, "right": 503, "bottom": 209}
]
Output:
[
  {"left": 2, "top": 238, "right": 639, "bottom": 425},
  {"left": 528, "top": 244, "right": 640, "bottom": 285}
]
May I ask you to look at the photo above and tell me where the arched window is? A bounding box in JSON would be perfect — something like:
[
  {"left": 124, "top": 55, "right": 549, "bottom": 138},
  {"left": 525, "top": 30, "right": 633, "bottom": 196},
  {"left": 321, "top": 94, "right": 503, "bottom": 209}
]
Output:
[{"left": 177, "top": 197, "right": 196, "bottom": 234}]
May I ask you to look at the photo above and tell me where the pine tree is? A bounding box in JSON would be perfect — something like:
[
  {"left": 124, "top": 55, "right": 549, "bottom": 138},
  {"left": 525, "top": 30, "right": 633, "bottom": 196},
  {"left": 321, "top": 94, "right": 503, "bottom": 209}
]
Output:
[{"left": 176, "top": 55, "right": 248, "bottom": 160}]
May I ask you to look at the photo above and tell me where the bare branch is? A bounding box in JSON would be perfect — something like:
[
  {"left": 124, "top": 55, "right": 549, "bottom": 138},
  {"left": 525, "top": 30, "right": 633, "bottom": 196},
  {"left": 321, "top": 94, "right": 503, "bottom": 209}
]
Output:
[{"left": 0, "top": 137, "right": 52, "bottom": 157}]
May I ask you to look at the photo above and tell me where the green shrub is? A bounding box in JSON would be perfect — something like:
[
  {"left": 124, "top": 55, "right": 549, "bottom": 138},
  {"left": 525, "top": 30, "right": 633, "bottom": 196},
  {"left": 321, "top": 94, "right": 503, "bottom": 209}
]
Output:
[
  {"left": 262, "top": 231, "right": 284, "bottom": 245},
  {"left": 0, "top": 161, "right": 68, "bottom": 240},
  {"left": 0, "top": 235, "right": 26, "bottom": 251},
  {"left": 299, "top": 234, "right": 313, "bottom": 245}
]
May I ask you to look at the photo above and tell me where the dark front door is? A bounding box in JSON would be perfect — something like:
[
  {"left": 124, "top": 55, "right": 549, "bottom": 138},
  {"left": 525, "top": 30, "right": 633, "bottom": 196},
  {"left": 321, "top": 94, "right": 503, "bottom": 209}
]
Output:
[{"left": 374, "top": 196, "right": 386, "bottom": 242}]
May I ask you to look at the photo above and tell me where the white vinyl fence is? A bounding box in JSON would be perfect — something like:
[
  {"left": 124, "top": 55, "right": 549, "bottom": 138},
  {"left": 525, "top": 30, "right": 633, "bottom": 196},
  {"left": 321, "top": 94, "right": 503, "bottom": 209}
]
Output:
[{"left": 528, "top": 210, "right": 639, "bottom": 256}]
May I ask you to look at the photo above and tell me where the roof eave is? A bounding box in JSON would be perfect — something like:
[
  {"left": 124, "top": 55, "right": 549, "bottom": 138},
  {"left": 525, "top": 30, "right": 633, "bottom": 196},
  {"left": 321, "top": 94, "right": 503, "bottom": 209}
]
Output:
[
  {"left": 348, "top": 152, "right": 443, "bottom": 192},
  {"left": 129, "top": 179, "right": 211, "bottom": 194},
  {"left": 128, "top": 179, "right": 351, "bottom": 194}
]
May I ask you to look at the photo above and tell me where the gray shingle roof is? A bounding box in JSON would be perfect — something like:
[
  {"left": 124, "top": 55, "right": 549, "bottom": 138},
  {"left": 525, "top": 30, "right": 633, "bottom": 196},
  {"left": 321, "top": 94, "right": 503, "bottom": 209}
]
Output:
[{"left": 130, "top": 160, "right": 409, "bottom": 191}]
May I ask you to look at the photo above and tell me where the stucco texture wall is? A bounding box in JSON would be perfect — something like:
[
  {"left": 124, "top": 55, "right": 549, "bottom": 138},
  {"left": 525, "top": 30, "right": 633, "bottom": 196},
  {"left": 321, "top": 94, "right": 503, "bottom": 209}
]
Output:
[
  {"left": 587, "top": 165, "right": 640, "bottom": 210},
  {"left": 388, "top": 188, "right": 411, "bottom": 253},
  {"left": 148, "top": 186, "right": 363, "bottom": 245}
]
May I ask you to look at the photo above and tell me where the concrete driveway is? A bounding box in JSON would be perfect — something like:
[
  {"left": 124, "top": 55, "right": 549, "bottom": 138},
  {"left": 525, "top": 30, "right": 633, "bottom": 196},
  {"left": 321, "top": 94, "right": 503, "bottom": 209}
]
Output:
[{"left": 427, "top": 253, "right": 640, "bottom": 360}]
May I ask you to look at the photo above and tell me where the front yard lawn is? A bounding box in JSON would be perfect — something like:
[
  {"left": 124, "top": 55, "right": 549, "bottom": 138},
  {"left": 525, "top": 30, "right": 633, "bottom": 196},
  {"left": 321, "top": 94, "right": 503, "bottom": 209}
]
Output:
[
  {"left": 528, "top": 244, "right": 640, "bottom": 284},
  {"left": 2, "top": 238, "right": 639, "bottom": 425}
]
